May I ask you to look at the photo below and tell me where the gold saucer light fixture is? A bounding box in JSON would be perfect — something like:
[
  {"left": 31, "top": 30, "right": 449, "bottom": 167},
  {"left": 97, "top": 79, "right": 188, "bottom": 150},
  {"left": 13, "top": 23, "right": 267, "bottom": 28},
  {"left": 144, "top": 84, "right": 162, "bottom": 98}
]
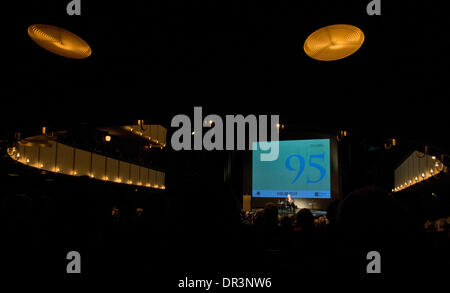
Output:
[
  {"left": 27, "top": 24, "right": 92, "bottom": 59},
  {"left": 304, "top": 24, "right": 364, "bottom": 61}
]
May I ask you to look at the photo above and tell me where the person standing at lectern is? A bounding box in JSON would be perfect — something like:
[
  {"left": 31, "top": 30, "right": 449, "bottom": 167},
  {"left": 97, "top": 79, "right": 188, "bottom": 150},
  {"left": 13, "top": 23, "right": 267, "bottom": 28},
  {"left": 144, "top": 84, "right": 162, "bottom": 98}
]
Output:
[{"left": 287, "top": 194, "right": 295, "bottom": 214}]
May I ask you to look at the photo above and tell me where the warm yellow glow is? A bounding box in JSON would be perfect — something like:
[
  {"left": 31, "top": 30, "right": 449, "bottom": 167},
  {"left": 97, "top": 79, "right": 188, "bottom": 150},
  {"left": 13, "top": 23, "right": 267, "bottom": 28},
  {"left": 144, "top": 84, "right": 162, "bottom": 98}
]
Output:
[
  {"left": 105, "top": 135, "right": 111, "bottom": 142},
  {"left": 304, "top": 24, "right": 365, "bottom": 61},
  {"left": 430, "top": 169, "right": 434, "bottom": 174},
  {"left": 27, "top": 24, "right": 92, "bottom": 59},
  {"left": 8, "top": 142, "right": 163, "bottom": 190},
  {"left": 421, "top": 173, "right": 426, "bottom": 178},
  {"left": 431, "top": 156, "right": 436, "bottom": 160}
]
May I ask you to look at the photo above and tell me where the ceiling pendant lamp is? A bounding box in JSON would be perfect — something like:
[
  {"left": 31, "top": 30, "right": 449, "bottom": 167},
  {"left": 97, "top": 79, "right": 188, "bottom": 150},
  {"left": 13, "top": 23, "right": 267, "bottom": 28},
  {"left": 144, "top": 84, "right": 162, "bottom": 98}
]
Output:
[
  {"left": 27, "top": 24, "right": 92, "bottom": 59},
  {"left": 304, "top": 24, "right": 364, "bottom": 61}
]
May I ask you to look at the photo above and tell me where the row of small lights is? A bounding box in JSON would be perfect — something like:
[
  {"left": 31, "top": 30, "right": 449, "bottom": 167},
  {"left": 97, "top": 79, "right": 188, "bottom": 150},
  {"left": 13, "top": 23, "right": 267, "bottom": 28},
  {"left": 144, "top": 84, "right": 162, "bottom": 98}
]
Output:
[
  {"left": 126, "top": 127, "right": 166, "bottom": 149},
  {"left": 392, "top": 156, "right": 442, "bottom": 192},
  {"left": 104, "top": 124, "right": 165, "bottom": 186},
  {"left": 9, "top": 147, "right": 165, "bottom": 190},
  {"left": 191, "top": 121, "right": 286, "bottom": 135}
]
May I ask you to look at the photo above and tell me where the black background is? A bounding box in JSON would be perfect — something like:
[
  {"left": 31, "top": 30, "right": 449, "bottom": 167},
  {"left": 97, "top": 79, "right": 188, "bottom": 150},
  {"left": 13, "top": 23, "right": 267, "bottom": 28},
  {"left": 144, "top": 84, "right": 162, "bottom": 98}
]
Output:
[
  {"left": 4, "top": 0, "right": 450, "bottom": 284},
  {"left": 9, "top": 1, "right": 449, "bottom": 137}
]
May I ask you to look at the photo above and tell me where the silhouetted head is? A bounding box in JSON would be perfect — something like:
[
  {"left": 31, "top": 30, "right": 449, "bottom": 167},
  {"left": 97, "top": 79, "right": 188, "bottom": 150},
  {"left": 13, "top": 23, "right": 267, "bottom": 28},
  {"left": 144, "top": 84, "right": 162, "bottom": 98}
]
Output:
[
  {"left": 337, "top": 186, "right": 399, "bottom": 249},
  {"left": 263, "top": 202, "right": 279, "bottom": 226},
  {"left": 295, "top": 208, "right": 314, "bottom": 230}
]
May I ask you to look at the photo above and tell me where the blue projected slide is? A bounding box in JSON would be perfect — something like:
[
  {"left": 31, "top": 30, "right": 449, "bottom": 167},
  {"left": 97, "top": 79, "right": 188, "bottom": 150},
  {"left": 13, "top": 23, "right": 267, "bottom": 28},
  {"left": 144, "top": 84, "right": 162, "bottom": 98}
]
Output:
[{"left": 252, "top": 139, "right": 331, "bottom": 198}]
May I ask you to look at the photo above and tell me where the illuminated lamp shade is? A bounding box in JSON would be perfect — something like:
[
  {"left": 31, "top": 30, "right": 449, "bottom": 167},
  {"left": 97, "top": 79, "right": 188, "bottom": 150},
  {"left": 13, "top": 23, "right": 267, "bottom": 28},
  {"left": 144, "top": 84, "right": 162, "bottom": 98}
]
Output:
[
  {"left": 27, "top": 24, "right": 92, "bottom": 59},
  {"left": 304, "top": 24, "right": 365, "bottom": 61}
]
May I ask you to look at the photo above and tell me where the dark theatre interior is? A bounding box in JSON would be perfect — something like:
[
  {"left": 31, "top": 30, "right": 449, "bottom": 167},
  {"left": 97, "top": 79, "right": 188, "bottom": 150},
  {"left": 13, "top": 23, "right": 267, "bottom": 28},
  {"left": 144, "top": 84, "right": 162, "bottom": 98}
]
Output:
[{"left": 3, "top": 0, "right": 449, "bottom": 284}]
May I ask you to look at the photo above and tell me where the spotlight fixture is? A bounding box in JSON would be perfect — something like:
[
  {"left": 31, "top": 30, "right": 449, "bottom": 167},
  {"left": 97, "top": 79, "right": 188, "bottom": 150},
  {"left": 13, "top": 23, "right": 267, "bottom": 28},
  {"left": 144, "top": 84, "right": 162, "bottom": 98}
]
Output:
[
  {"left": 336, "top": 130, "right": 349, "bottom": 142},
  {"left": 384, "top": 138, "right": 397, "bottom": 150},
  {"left": 27, "top": 24, "right": 92, "bottom": 59},
  {"left": 304, "top": 24, "right": 365, "bottom": 61}
]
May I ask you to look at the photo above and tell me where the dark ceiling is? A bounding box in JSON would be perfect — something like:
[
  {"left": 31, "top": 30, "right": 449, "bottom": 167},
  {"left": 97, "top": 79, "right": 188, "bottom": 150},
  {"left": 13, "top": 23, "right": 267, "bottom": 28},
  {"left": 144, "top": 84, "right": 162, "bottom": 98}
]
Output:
[{"left": 7, "top": 1, "right": 450, "bottom": 151}]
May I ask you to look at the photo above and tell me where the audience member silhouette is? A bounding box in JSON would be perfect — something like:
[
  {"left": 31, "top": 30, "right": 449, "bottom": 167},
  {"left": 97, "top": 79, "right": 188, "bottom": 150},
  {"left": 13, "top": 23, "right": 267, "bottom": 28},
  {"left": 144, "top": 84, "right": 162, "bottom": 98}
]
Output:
[{"left": 335, "top": 186, "right": 404, "bottom": 277}]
